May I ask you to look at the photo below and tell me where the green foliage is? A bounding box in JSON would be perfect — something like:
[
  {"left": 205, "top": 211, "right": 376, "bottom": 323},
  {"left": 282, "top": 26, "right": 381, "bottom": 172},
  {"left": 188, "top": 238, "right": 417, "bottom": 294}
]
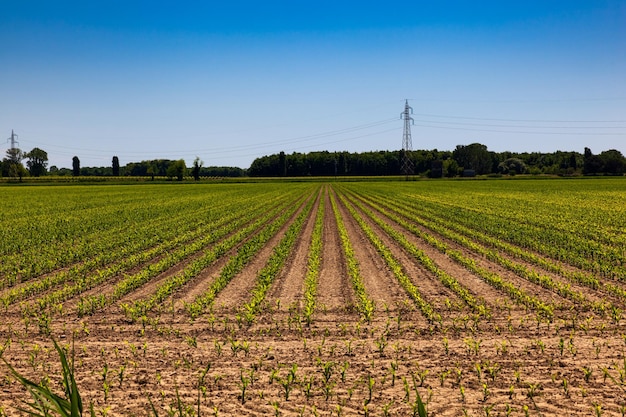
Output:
[
  {"left": 330, "top": 193, "right": 375, "bottom": 322},
  {"left": 166, "top": 159, "right": 187, "bottom": 181},
  {"left": 25, "top": 148, "right": 49, "bottom": 177},
  {"left": 2, "top": 338, "right": 93, "bottom": 417}
]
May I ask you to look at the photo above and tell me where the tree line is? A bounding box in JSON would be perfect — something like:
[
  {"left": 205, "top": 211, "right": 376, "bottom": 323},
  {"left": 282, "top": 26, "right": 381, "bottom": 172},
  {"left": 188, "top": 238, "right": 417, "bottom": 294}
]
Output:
[
  {"left": 247, "top": 145, "right": 625, "bottom": 177},
  {"left": 2, "top": 143, "right": 624, "bottom": 180},
  {"left": 1, "top": 150, "right": 245, "bottom": 180}
]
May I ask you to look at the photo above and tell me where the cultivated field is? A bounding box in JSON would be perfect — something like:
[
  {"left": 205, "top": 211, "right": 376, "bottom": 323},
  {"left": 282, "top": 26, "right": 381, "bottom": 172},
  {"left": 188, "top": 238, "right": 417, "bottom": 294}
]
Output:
[{"left": 0, "top": 178, "right": 625, "bottom": 416}]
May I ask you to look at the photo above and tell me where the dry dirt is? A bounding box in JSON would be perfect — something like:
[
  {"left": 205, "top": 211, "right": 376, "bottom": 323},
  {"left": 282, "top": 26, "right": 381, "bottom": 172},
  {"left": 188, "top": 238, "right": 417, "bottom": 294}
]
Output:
[{"left": 0, "top": 185, "right": 624, "bottom": 416}]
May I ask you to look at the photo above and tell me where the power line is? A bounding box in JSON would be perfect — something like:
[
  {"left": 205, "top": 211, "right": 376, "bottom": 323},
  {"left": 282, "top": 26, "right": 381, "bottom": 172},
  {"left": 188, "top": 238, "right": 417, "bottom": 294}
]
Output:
[
  {"left": 412, "top": 119, "right": 626, "bottom": 129},
  {"left": 18, "top": 117, "right": 399, "bottom": 156},
  {"left": 412, "top": 112, "right": 626, "bottom": 124},
  {"left": 413, "top": 123, "right": 626, "bottom": 135}
]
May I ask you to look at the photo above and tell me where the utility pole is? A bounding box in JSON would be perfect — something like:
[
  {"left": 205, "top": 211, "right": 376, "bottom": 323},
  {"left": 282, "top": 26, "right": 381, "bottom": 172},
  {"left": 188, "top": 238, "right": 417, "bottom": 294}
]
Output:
[
  {"left": 6, "top": 129, "right": 19, "bottom": 150},
  {"left": 401, "top": 100, "right": 414, "bottom": 179}
]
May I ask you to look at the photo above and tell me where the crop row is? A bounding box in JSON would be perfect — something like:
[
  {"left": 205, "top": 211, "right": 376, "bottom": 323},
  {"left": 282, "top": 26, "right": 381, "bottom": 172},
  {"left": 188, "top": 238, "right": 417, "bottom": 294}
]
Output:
[
  {"left": 336, "top": 191, "right": 441, "bottom": 324},
  {"left": 238, "top": 189, "right": 319, "bottom": 324},
  {"left": 302, "top": 187, "right": 326, "bottom": 325},
  {"left": 78, "top": 189, "right": 310, "bottom": 318},
  {"left": 183, "top": 188, "right": 317, "bottom": 319},
  {"left": 330, "top": 191, "right": 376, "bottom": 322},
  {"left": 118, "top": 192, "right": 305, "bottom": 321},
  {"left": 1, "top": 191, "right": 288, "bottom": 312},
  {"left": 390, "top": 197, "right": 626, "bottom": 310},
  {"left": 407, "top": 192, "right": 624, "bottom": 279},
  {"left": 351, "top": 189, "right": 619, "bottom": 316},
  {"left": 338, "top": 185, "right": 555, "bottom": 320},
  {"left": 338, "top": 188, "right": 490, "bottom": 319},
  {"left": 0, "top": 185, "right": 295, "bottom": 288}
]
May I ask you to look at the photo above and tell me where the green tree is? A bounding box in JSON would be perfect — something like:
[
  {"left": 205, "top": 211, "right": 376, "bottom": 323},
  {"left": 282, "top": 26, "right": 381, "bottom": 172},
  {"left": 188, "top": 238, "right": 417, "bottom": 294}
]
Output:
[
  {"left": 453, "top": 143, "right": 493, "bottom": 175},
  {"left": 25, "top": 147, "right": 48, "bottom": 177},
  {"left": 583, "top": 148, "right": 603, "bottom": 175},
  {"left": 167, "top": 159, "right": 187, "bottom": 181},
  {"left": 72, "top": 156, "right": 80, "bottom": 177},
  {"left": 191, "top": 157, "right": 203, "bottom": 181},
  {"left": 443, "top": 159, "right": 460, "bottom": 177},
  {"left": 279, "top": 151, "right": 286, "bottom": 177},
  {"left": 112, "top": 156, "right": 120, "bottom": 176},
  {"left": 498, "top": 158, "right": 527, "bottom": 175},
  {"left": 2, "top": 148, "right": 28, "bottom": 180},
  {"left": 599, "top": 149, "right": 625, "bottom": 175}
]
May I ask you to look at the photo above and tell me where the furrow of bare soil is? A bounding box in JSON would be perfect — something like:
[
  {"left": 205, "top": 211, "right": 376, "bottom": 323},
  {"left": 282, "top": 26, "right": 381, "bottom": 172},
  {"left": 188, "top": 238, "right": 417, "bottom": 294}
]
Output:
[
  {"left": 341, "top": 196, "right": 486, "bottom": 327},
  {"left": 0, "top": 249, "right": 164, "bottom": 317},
  {"left": 263, "top": 188, "right": 322, "bottom": 311},
  {"left": 413, "top": 205, "right": 625, "bottom": 309},
  {"left": 491, "top": 245, "right": 617, "bottom": 307},
  {"left": 331, "top": 188, "right": 431, "bottom": 331},
  {"left": 59, "top": 201, "right": 293, "bottom": 319},
  {"left": 340, "top": 191, "right": 499, "bottom": 314},
  {"left": 0, "top": 206, "right": 215, "bottom": 303},
  {"left": 315, "top": 187, "right": 349, "bottom": 312},
  {"left": 62, "top": 225, "right": 245, "bottom": 317},
  {"left": 209, "top": 196, "right": 314, "bottom": 314},
  {"left": 418, "top": 223, "right": 577, "bottom": 310},
  {"left": 313, "top": 187, "right": 359, "bottom": 324},
  {"left": 4, "top": 222, "right": 232, "bottom": 318},
  {"left": 354, "top": 193, "right": 578, "bottom": 314},
  {"left": 412, "top": 205, "right": 620, "bottom": 310},
  {"left": 335, "top": 200, "right": 405, "bottom": 309}
]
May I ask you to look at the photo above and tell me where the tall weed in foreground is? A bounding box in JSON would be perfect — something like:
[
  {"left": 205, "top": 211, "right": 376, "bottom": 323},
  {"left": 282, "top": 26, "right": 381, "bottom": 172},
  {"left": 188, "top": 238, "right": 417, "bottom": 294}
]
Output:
[{"left": 1, "top": 338, "right": 94, "bottom": 417}]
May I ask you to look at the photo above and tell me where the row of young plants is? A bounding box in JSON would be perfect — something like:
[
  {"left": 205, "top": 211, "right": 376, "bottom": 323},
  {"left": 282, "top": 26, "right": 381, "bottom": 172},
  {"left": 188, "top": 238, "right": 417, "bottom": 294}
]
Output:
[
  {"left": 330, "top": 191, "right": 376, "bottom": 322},
  {"left": 183, "top": 187, "right": 319, "bottom": 320},
  {"left": 33, "top": 189, "right": 294, "bottom": 316},
  {"left": 0, "top": 185, "right": 290, "bottom": 289},
  {"left": 402, "top": 200, "right": 617, "bottom": 291},
  {"left": 126, "top": 186, "right": 319, "bottom": 321},
  {"left": 338, "top": 187, "right": 490, "bottom": 319},
  {"left": 340, "top": 184, "right": 555, "bottom": 321},
  {"left": 302, "top": 188, "right": 326, "bottom": 325},
  {"left": 0, "top": 185, "right": 300, "bottom": 282},
  {"left": 335, "top": 190, "right": 442, "bottom": 325},
  {"left": 401, "top": 189, "right": 625, "bottom": 280},
  {"left": 352, "top": 188, "right": 615, "bottom": 317},
  {"left": 237, "top": 189, "right": 320, "bottom": 325},
  {"left": 0, "top": 192, "right": 280, "bottom": 311},
  {"left": 393, "top": 197, "right": 626, "bottom": 311},
  {"left": 0, "top": 187, "right": 216, "bottom": 283},
  {"left": 78, "top": 188, "right": 311, "bottom": 318}
]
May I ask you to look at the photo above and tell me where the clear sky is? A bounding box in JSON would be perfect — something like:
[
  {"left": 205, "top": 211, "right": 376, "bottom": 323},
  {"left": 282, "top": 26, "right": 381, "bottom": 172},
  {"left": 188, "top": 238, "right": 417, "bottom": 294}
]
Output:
[{"left": 1, "top": 1, "right": 625, "bottom": 169}]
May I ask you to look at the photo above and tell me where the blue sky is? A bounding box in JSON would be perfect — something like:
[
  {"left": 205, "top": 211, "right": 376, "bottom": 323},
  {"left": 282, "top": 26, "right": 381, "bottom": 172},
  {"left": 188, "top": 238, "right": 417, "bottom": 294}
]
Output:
[{"left": 1, "top": 1, "right": 625, "bottom": 169}]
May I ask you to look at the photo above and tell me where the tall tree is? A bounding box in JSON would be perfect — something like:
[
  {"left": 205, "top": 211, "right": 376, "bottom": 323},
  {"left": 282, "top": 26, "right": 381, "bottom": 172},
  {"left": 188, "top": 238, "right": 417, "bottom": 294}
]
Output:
[
  {"left": 583, "top": 148, "right": 602, "bottom": 175},
  {"left": 191, "top": 157, "right": 203, "bottom": 181},
  {"left": 166, "top": 159, "right": 186, "bottom": 181},
  {"left": 2, "top": 147, "right": 27, "bottom": 179},
  {"left": 599, "top": 149, "right": 625, "bottom": 174},
  {"left": 25, "top": 148, "right": 48, "bottom": 177},
  {"left": 453, "top": 143, "right": 493, "bottom": 175},
  {"left": 72, "top": 156, "right": 80, "bottom": 177},
  {"left": 278, "top": 151, "right": 286, "bottom": 177},
  {"left": 112, "top": 156, "right": 120, "bottom": 176}
]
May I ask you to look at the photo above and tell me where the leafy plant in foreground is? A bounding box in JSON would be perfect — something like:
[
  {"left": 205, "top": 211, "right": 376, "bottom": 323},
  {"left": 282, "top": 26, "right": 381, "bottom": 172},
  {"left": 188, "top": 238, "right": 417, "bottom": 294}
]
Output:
[{"left": 2, "top": 338, "right": 93, "bottom": 417}]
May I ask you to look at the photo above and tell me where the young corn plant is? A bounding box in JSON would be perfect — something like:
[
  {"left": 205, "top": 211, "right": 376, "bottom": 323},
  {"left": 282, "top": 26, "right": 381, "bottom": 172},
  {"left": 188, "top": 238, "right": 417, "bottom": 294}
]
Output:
[{"left": 2, "top": 338, "right": 94, "bottom": 417}]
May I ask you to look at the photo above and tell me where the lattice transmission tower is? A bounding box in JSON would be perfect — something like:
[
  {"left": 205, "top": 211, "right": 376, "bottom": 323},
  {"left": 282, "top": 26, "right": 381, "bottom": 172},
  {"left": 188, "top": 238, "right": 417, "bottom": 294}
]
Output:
[
  {"left": 7, "top": 129, "right": 19, "bottom": 150},
  {"left": 400, "top": 100, "right": 414, "bottom": 179}
]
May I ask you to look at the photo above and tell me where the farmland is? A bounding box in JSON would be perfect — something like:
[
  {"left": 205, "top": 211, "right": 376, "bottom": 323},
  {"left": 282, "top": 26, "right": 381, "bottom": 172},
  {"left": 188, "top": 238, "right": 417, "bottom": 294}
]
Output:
[{"left": 0, "top": 178, "right": 625, "bottom": 416}]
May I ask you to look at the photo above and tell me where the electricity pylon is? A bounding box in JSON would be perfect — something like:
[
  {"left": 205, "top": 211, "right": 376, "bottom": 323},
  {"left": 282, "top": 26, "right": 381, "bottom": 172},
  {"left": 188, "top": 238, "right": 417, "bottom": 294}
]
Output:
[{"left": 401, "top": 100, "right": 414, "bottom": 179}]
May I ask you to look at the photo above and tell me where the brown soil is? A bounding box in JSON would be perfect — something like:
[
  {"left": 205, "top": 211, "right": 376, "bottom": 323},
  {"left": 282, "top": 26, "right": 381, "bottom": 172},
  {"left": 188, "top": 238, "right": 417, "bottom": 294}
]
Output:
[{"left": 0, "top": 185, "right": 624, "bottom": 417}]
